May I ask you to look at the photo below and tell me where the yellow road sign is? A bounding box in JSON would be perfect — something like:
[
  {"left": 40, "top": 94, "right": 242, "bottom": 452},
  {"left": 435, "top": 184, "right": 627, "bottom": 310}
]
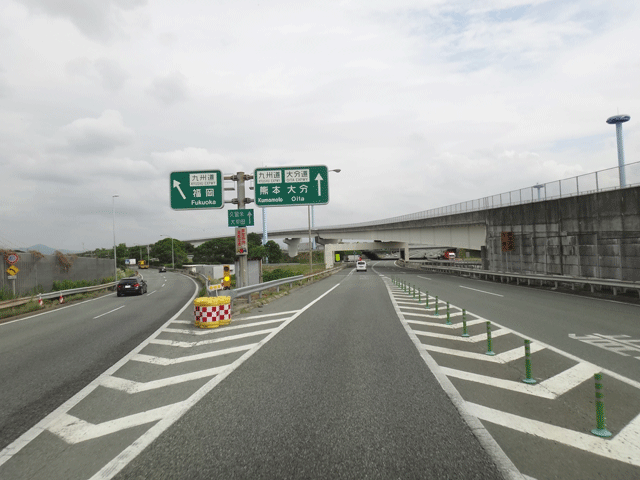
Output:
[{"left": 6, "top": 265, "right": 19, "bottom": 276}]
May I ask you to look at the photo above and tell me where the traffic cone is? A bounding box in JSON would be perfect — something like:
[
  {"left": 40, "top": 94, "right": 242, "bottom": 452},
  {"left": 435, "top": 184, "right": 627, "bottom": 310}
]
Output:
[
  {"left": 38, "top": 295, "right": 43, "bottom": 307},
  {"left": 59, "top": 294, "right": 64, "bottom": 304}
]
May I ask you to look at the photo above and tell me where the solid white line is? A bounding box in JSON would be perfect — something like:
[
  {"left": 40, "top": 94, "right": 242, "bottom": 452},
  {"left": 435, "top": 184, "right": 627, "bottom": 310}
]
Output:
[
  {"left": 467, "top": 402, "right": 640, "bottom": 467},
  {"left": 132, "top": 344, "right": 256, "bottom": 365},
  {"left": 98, "top": 366, "right": 227, "bottom": 393},
  {"left": 150, "top": 329, "right": 275, "bottom": 348},
  {"left": 163, "top": 317, "right": 289, "bottom": 335},
  {"left": 49, "top": 403, "right": 185, "bottom": 444},
  {"left": 93, "top": 305, "right": 125, "bottom": 319},
  {"left": 459, "top": 285, "right": 504, "bottom": 297},
  {"left": 414, "top": 328, "right": 511, "bottom": 343},
  {"left": 0, "top": 294, "right": 112, "bottom": 327},
  {"left": 90, "top": 282, "right": 343, "bottom": 480}
]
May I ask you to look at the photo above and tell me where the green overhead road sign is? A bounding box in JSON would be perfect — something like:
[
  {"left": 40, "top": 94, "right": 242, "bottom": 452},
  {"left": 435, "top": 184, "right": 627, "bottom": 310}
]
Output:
[
  {"left": 170, "top": 170, "right": 223, "bottom": 210},
  {"left": 254, "top": 165, "right": 329, "bottom": 207},
  {"left": 228, "top": 209, "right": 255, "bottom": 227}
]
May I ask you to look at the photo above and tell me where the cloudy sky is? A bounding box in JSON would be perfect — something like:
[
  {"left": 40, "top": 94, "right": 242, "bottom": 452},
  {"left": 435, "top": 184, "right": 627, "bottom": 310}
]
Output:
[{"left": 1, "top": 0, "right": 638, "bottom": 252}]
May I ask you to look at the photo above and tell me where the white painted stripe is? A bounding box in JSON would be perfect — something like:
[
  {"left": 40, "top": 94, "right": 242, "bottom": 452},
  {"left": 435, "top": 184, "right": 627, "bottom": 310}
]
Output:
[
  {"left": 540, "top": 362, "right": 601, "bottom": 397},
  {"left": 406, "top": 318, "right": 486, "bottom": 329},
  {"left": 0, "top": 276, "right": 201, "bottom": 468},
  {"left": 93, "top": 305, "right": 125, "bottom": 319},
  {"left": 0, "top": 295, "right": 112, "bottom": 327},
  {"left": 467, "top": 402, "right": 640, "bottom": 467},
  {"left": 421, "top": 342, "right": 545, "bottom": 363},
  {"left": 440, "top": 367, "right": 555, "bottom": 399},
  {"left": 49, "top": 403, "right": 185, "bottom": 444},
  {"left": 402, "top": 306, "right": 461, "bottom": 314},
  {"left": 132, "top": 344, "right": 256, "bottom": 365},
  {"left": 148, "top": 290, "right": 157, "bottom": 295},
  {"left": 150, "top": 329, "right": 274, "bottom": 348},
  {"left": 414, "top": 327, "right": 511, "bottom": 343},
  {"left": 98, "top": 366, "right": 227, "bottom": 393},
  {"left": 417, "top": 276, "right": 431, "bottom": 280},
  {"left": 172, "top": 320, "right": 192, "bottom": 324},
  {"left": 235, "top": 310, "right": 299, "bottom": 321},
  {"left": 163, "top": 317, "right": 288, "bottom": 335},
  {"left": 89, "top": 283, "right": 342, "bottom": 480},
  {"left": 459, "top": 285, "right": 504, "bottom": 297}
]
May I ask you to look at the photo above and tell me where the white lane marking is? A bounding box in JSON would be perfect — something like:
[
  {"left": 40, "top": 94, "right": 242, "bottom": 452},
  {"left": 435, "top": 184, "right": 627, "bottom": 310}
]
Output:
[
  {"left": 467, "top": 403, "right": 640, "bottom": 468},
  {"left": 0, "top": 276, "right": 201, "bottom": 469},
  {"left": 459, "top": 285, "right": 504, "bottom": 297},
  {"left": 406, "top": 318, "right": 486, "bottom": 329},
  {"left": 0, "top": 295, "right": 112, "bottom": 327},
  {"left": 164, "top": 317, "right": 288, "bottom": 335},
  {"left": 148, "top": 290, "right": 157, "bottom": 295},
  {"left": 235, "top": 310, "right": 299, "bottom": 321},
  {"left": 417, "top": 276, "right": 431, "bottom": 280},
  {"left": 415, "top": 328, "right": 511, "bottom": 343},
  {"left": 49, "top": 403, "right": 185, "bottom": 444},
  {"left": 89, "top": 282, "right": 342, "bottom": 480},
  {"left": 93, "top": 305, "right": 125, "bottom": 319},
  {"left": 150, "top": 329, "right": 275, "bottom": 348},
  {"left": 421, "top": 342, "right": 545, "bottom": 363},
  {"left": 132, "top": 344, "right": 256, "bottom": 365},
  {"left": 441, "top": 362, "right": 600, "bottom": 399},
  {"left": 98, "top": 366, "right": 227, "bottom": 393}
]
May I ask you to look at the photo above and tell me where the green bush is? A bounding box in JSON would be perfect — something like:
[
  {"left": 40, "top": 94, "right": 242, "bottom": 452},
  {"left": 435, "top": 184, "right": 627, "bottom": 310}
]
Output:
[{"left": 263, "top": 268, "right": 303, "bottom": 282}]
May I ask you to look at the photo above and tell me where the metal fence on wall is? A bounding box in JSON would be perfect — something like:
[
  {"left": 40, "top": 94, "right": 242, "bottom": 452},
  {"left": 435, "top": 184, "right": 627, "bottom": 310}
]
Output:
[{"left": 323, "top": 161, "right": 640, "bottom": 229}]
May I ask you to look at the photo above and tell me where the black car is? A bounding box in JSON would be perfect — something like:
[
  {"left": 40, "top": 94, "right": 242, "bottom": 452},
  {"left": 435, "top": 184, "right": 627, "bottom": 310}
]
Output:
[
  {"left": 116, "top": 277, "right": 147, "bottom": 296},
  {"left": 159, "top": 266, "right": 166, "bottom": 273}
]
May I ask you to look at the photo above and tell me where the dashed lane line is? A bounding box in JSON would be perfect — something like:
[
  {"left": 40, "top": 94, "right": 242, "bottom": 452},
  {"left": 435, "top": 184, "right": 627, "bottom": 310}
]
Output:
[
  {"left": 459, "top": 285, "right": 504, "bottom": 297},
  {"left": 94, "top": 305, "right": 125, "bottom": 319}
]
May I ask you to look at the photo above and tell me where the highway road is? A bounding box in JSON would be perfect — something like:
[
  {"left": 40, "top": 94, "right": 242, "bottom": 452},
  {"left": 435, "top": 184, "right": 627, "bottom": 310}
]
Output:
[{"left": 0, "top": 261, "right": 639, "bottom": 479}]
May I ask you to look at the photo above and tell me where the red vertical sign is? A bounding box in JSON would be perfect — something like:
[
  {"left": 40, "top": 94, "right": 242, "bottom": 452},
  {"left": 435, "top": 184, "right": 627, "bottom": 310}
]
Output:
[{"left": 236, "top": 227, "right": 248, "bottom": 254}]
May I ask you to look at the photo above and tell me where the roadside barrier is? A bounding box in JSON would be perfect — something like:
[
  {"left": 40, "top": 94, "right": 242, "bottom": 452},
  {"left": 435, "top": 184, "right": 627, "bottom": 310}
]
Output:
[
  {"left": 523, "top": 340, "right": 536, "bottom": 384},
  {"left": 194, "top": 296, "right": 231, "bottom": 329},
  {"left": 591, "top": 373, "right": 612, "bottom": 437},
  {"left": 461, "top": 309, "right": 469, "bottom": 337},
  {"left": 485, "top": 321, "right": 495, "bottom": 356}
]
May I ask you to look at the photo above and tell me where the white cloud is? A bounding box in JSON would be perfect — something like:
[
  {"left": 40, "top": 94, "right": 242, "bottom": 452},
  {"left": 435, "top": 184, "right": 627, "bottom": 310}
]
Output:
[
  {"left": 57, "top": 110, "right": 135, "bottom": 154},
  {"left": 148, "top": 72, "right": 189, "bottom": 105}
]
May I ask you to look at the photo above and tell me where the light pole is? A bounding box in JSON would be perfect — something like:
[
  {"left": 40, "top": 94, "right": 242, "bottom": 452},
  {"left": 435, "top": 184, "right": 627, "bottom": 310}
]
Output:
[
  {"left": 606, "top": 114, "right": 631, "bottom": 187},
  {"left": 161, "top": 235, "right": 174, "bottom": 270},
  {"left": 112, "top": 194, "right": 119, "bottom": 282}
]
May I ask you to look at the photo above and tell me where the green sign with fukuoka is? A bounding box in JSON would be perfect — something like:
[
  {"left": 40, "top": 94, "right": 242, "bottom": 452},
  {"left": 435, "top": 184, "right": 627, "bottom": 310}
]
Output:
[
  {"left": 254, "top": 165, "right": 329, "bottom": 207},
  {"left": 170, "top": 170, "right": 223, "bottom": 210}
]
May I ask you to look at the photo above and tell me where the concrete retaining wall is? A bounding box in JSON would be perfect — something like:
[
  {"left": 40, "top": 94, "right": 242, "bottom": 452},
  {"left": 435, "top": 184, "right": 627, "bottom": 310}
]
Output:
[
  {"left": 484, "top": 186, "right": 640, "bottom": 281},
  {"left": 1, "top": 253, "right": 114, "bottom": 297}
]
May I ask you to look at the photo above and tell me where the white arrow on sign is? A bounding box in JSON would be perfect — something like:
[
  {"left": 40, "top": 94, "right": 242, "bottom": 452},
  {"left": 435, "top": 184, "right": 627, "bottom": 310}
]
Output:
[
  {"left": 173, "top": 179, "right": 186, "bottom": 200},
  {"left": 248, "top": 211, "right": 253, "bottom": 222},
  {"left": 315, "top": 173, "right": 324, "bottom": 196}
]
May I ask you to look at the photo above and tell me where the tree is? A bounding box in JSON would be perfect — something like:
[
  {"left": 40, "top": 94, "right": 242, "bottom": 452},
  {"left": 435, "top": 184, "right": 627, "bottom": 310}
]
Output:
[
  {"left": 151, "top": 238, "right": 188, "bottom": 266},
  {"left": 264, "top": 240, "right": 283, "bottom": 263},
  {"left": 193, "top": 238, "right": 235, "bottom": 264}
]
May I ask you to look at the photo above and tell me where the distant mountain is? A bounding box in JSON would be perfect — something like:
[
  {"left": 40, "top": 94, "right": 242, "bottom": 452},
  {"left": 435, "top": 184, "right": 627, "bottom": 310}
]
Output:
[{"left": 20, "top": 244, "right": 78, "bottom": 255}]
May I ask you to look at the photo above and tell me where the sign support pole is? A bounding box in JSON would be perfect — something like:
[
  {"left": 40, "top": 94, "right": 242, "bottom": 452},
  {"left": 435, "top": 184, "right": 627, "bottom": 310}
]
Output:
[
  {"left": 308, "top": 205, "right": 312, "bottom": 275},
  {"left": 237, "top": 172, "right": 248, "bottom": 288}
]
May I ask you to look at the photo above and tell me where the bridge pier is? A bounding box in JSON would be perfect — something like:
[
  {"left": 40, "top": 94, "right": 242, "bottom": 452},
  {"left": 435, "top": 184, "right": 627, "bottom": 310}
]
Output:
[{"left": 283, "top": 238, "right": 301, "bottom": 257}]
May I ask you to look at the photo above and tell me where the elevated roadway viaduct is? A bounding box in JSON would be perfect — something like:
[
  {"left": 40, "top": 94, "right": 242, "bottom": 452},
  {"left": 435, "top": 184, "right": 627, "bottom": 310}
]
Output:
[{"left": 265, "top": 185, "right": 640, "bottom": 281}]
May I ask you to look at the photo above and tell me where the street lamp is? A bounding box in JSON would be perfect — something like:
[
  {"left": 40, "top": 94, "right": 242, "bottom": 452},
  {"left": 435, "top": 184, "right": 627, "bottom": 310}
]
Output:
[
  {"left": 161, "top": 235, "right": 175, "bottom": 270},
  {"left": 112, "top": 195, "right": 119, "bottom": 283}
]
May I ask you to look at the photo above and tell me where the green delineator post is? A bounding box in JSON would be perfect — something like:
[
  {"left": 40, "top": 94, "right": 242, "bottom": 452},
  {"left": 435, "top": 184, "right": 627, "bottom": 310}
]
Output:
[
  {"left": 435, "top": 296, "right": 439, "bottom": 316},
  {"left": 522, "top": 340, "right": 536, "bottom": 384},
  {"left": 461, "top": 309, "right": 469, "bottom": 337},
  {"left": 446, "top": 301, "right": 452, "bottom": 325},
  {"left": 485, "top": 322, "right": 495, "bottom": 356},
  {"left": 425, "top": 291, "right": 429, "bottom": 307},
  {"left": 418, "top": 288, "right": 421, "bottom": 303},
  {"left": 591, "top": 373, "right": 612, "bottom": 437}
]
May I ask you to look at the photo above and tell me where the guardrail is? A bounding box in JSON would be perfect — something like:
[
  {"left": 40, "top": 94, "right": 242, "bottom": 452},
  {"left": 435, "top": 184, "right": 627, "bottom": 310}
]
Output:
[
  {"left": 399, "top": 260, "right": 640, "bottom": 297},
  {"left": 0, "top": 282, "right": 117, "bottom": 310},
  {"left": 230, "top": 265, "right": 345, "bottom": 301}
]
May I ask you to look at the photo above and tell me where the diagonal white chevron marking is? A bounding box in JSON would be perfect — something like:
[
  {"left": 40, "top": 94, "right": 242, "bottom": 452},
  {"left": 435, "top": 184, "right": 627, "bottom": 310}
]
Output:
[
  {"left": 540, "top": 362, "right": 601, "bottom": 397},
  {"left": 98, "top": 366, "right": 227, "bottom": 393},
  {"left": 406, "top": 318, "right": 485, "bottom": 328},
  {"left": 414, "top": 328, "right": 511, "bottom": 343},
  {"left": 150, "top": 329, "right": 274, "bottom": 348},
  {"left": 132, "top": 344, "right": 255, "bottom": 365},
  {"left": 421, "top": 342, "right": 545, "bottom": 363},
  {"left": 164, "top": 317, "right": 288, "bottom": 335},
  {"left": 48, "top": 403, "right": 186, "bottom": 444},
  {"left": 467, "top": 402, "right": 640, "bottom": 467}
]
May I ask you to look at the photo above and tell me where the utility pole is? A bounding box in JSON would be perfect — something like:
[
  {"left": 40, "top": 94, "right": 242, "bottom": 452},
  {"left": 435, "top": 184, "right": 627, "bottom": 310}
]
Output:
[{"left": 227, "top": 172, "right": 253, "bottom": 288}]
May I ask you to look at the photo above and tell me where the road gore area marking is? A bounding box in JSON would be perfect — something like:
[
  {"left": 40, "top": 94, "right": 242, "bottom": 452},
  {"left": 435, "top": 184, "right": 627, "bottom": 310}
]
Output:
[{"left": 459, "top": 285, "right": 504, "bottom": 297}]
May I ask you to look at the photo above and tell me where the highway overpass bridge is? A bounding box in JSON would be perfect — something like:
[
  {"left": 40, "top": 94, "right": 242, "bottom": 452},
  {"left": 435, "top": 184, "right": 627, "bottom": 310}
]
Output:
[{"left": 187, "top": 163, "right": 640, "bottom": 282}]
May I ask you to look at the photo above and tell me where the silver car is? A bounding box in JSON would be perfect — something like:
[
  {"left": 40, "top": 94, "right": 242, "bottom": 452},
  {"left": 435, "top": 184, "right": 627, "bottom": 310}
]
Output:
[{"left": 356, "top": 261, "right": 367, "bottom": 272}]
